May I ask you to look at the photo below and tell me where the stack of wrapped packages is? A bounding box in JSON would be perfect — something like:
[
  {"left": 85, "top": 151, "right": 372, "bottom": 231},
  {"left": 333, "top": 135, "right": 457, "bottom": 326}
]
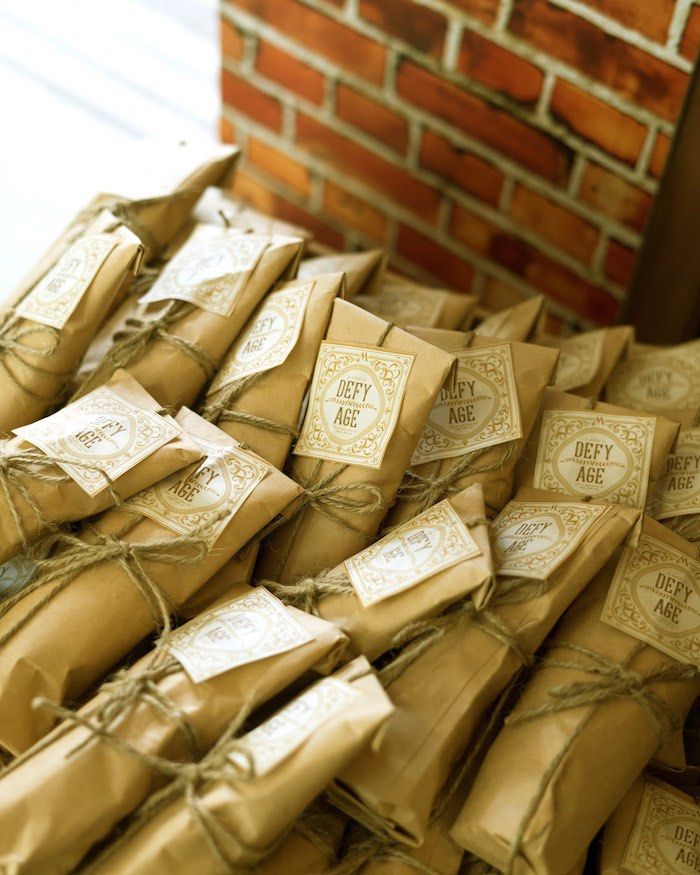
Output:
[{"left": 0, "top": 144, "right": 698, "bottom": 875}]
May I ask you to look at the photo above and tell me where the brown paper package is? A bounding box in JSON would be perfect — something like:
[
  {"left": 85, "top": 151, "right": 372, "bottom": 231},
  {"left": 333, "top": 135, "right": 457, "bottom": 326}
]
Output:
[
  {"left": 75, "top": 230, "right": 306, "bottom": 410},
  {"left": 266, "top": 484, "right": 494, "bottom": 662},
  {"left": 387, "top": 330, "right": 559, "bottom": 525},
  {"left": 0, "top": 410, "right": 303, "bottom": 754},
  {"left": 88, "top": 657, "right": 394, "bottom": 875},
  {"left": 194, "top": 187, "right": 313, "bottom": 241},
  {"left": 450, "top": 522, "right": 700, "bottom": 875},
  {"left": 298, "top": 250, "right": 387, "bottom": 297},
  {"left": 0, "top": 369, "right": 204, "bottom": 566},
  {"left": 256, "top": 801, "right": 347, "bottom": 875},
  {"left": 0, "top": 226, "right": 143, "bottom": 431},
  {"left": 0, "top": 584, "right": 347, "bottom": 875},
  {"left": 354, "top": 285, "right": 477, "bottom": 330},
  {"left": 256, "top": 299, "right": 455, "bottom": 583},
  {"left": 331, "top": 492, "right": 640, "bottom": 847},
  {"left": 473, "top": 295, "right": 545, "bottom": 342}
]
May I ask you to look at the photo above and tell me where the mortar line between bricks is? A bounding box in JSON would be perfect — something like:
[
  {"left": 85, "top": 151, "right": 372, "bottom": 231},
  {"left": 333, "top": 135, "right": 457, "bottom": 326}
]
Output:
[
  {"left": 591, "top": 231, "right": 610, "bottom": 277},
  {"left": 470, "top": 270, "right": 486, "bottom": 300},
  {"left": 667, "top": 0, "right": 695, "bottom": 51},
  {"left": 636, "top": 126, "right": 659, "bottom": 179},
  {"left": 495, "top": 0, "right": 514, "bottom": 32},
  {"left": 344, "top": 0, "right": 359, "bottom": 19},
  {"left": 442, "top": 18, "right": 463, "bottom": 72},
  {"left": 384, "top": 46, "right": 399, "bottom": 95},
  {"left": 406, "top": 119, "right": 422, "bottom": 170},
  {"left": 566, "top": 154, "right": 587, "bottom": 197},
  {"left": 437, "top": 197, "right": 452, "bottom": 234},
  {"left": 535, "top": 71, "right": 556, "bottom": 121},
  {"left": 498, "top": 176, "right": 516, "bottom": 213}
]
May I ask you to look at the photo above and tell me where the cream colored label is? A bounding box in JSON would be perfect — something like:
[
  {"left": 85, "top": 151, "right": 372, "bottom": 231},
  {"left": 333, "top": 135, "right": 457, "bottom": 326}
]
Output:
[
  {"left": 359, "top": 287, "right": 445, "bottom": 327},
  {"left": 601, "top": 533, "right": 700, "bottom": 666},
  {"left": 607, "top": 343, "right": 700, "bottom": 412},
  {"left": 492, "top": 501, "right": 607, "bottom": 578},
  {"left": 553, "top": 330, "right": 605, "bottom": 392},
  {"left": 0, "top": 555, "right": 38, "bottom": 596},
  {"left": 232, "top": 677, "right": 363, "bottom": 777},
  {"left": 294, "top": 341, "right": 414, "bottom": 469},
  {"left": 533, "top": 410, "right": 656, "bottom": 509},
  {"left": 167, "top": 587, "right": 313, "bottom": 683},
  {"left": 16, "top": 234, "right": 117, "bottom": 329},
  {"left": 209, "top": 281, "right": 315, "bottom": 392},
  {"left": 126, "top": 435, "right": 268, "bottom": 544},
  {"left": 14, "top": 387, "right": 181, "bottom": 496},
  {"left": 648, "top": 428, "right": 700, "bottom": 521},
  {"left": 622, "top": 779, "right": 700, "bottom": 874},
  {"left": 411, "top": 344, "right": 522, "bottom": 465},
  {"left": 140, "top": 226, "right": 270, "bottom": 317},
  {"left": 344, "top": 499, "right": 482, "bottom": 606}
]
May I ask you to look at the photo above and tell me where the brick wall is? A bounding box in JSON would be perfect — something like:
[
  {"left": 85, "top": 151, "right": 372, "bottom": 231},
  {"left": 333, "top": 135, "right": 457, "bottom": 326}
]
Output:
[{"left": 219, "top": 0, "right": 699, "bottom": 327}]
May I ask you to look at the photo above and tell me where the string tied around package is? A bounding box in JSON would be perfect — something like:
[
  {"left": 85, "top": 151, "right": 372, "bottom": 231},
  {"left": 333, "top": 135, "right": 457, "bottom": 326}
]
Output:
[
  {"left": 0, "top": 317, "right": 73, "bottom": 403},
  {"left": 200, "top": 370, "right": 299, "bottom": 438},
  {"left": 503, "top": 640, "right": 700, "bottom": 875}
]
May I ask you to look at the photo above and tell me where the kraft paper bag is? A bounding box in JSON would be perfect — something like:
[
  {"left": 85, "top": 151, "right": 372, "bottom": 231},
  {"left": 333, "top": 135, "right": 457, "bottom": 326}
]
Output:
[
  {"left": 354, "top": 284, "right": 477, "bottom": 330},
  {"left": 648, "top": 426, "right": 700, "bottom": 545},
  {"left": 0, "top": 369, "right": 203, "bottom": 566},
  {"left": 536, "top": 325, "right": 634, "bottom": 398},
  {"left": 256, "top": 299, "right": 455, "bottom": 584},
  {"left": 0, "top": 225, "right": 143, "bottom": 431},
  {"left": 74, "top": 225, "right": 305, "bottom": 410},
  {"left": 0, "top": 409, "right": 303, "bottom": 754},
  {"left": 387, "top": 329, "right": 559, "bottom": 525},
  {"left": 87, "top": 657, "right": 394, "bottom": 874},
  {"left": 194, "top": 187, "right": 313, "bottom": 241},
  {"left": 298, "top": 249, "right": 387, "bottom": 297},
  {"left": 473, "top": 295, "right": 545, "bottom": 342},
  {"left": 330, "top": 491, "right": 640, "bottom": 846},
  {"left": 0, "top": 584, "right": 347, "bottom": 875},
  {"left": 265, "top": 484, "right": 494, "bottom": 662},
  {"left": 450, "top": 518, "right": 700, "bottom": 875},
  {"left": 256, "top": 801, "right": 348, "bottom": 874}
]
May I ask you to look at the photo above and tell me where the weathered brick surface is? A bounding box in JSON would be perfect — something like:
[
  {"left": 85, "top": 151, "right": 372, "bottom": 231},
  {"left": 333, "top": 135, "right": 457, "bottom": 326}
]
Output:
[{"left": 220, "top": 0, "right": 692, "bottom": 325}]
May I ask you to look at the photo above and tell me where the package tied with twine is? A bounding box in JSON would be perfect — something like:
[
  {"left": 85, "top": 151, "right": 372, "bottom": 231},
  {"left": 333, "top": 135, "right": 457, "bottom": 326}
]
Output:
[
  {"left": 194, "top": 186, "right": 313, "bottom": 241},
  {"left": 74, "top": 224, "right": 306, "bottom": 410},
  {"left": 256, "top": 299, "right": 456, "bottom": 584},
  {"left": 354, "top": 283, "right": 477, "bottom": 330},
  {"left": 256, "top": 800, "right": 348, "bottom": 875},
  {"left": 0, "top": 582, "right": 347, "bottom": 874},
  {"left": 0, "top": 369, "right": 202, "bottom": 567},
  {"left": 648, "top": 426, "right": 700, "bottom": 544},
  {"left": 264, "top": 483, "right": 494, "bottom": 663},
  {"left": 386, "top": 329, "right": 559, "bottom": 525},
  {"left": 0, "top": 225, "right": 143, "bottom": 431},
  {"left": 329, "top": 490, "right": 640, "bottom": 847},
  {"left": 86, "top": 657, "right": 394, "bottom": 875},
  {"left": 473, "top": 295, "right": 545, "bottom": 343},
  {"left": 0, "top": 408, "right": 303, "bottom": 754},
  {"left": 297, "top": 249, "right": 387, "bottom": 297},
  {"left": 450, "top": 517, "right": 700, "bottom": 875}
]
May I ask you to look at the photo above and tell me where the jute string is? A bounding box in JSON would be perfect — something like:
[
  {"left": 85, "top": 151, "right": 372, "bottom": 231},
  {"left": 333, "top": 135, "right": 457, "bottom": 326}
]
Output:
[
  {"left": 200, "top": 370, "right": 298, "bottom": 438},
  {"left": 502, "top": 640, "right": 699, "bottom": 874},
  {"left": 0, "top": 317, "right": 73, "bottom": 403}
]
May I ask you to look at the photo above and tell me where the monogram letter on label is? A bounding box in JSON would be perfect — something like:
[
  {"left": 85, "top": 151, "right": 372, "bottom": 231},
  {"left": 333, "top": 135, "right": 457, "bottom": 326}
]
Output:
[
  {"left": 648, "top": 428, "right": 700, "bottom": 521},
  {"left": 14, "top": 387, "right": 182, "bottom": 496},
  {"left": 294, "top": 341, "right": 414, "bottom": 469},
  {"left": 533, "top": 410, "right": 656, "bottom": 509},
  {"left": 345, "top": 499, "right": 482, "bottom": 606}
]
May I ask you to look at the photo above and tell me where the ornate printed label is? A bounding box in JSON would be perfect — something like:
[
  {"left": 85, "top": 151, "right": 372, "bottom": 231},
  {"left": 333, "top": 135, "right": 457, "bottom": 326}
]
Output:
[
  {"left": 360, "top": 287, "right": 445, "bottom": 327},
  {"left": 209, "top": 280, "right": 315, "bottom": 392},
  {"left": 126, "top": 435, "right": 268, "bottom": 544},
  {"left": 140, "top": 227, "right": 270, "bottom": 317},
  {"left": 232, "top": 677, "right": 364, "bottom": 777},
  {"left": 344, "top": 499, "right": 482, "bottom": 606},
  {"left": 411, "top": 344, "right": 522, "bottom": 465},
  {"left": 294, "top": 342, "right": 414, "bottom": 469},
  {"left": 167, "top": 587, "right": 313, "bottom": 683},
  {"left": 622, "top": 779, "right": 700, "bottom": 874},
  {"left": 601, "top": 533, "right": 700, "bottom": 666},
  {"left": 607, "top": 343, "right": 700, "bottom": 412},
  {"left": 14, "top": 387, "right": 182, "bottom": 496},
  {"left": 553, "top": 330, "right": 605, "bottom": 392},
  {"left": 648, "top": 428, "right": 700, "bottom": 521},
  {"left": 16, "top": 234, "right": 117, "bottom": 329},
  {"left": 533, "top": 410, "right": 656, "bottom": 509},
  {"left": 492, "top": 501, "right": 608, "bottom": 578}
]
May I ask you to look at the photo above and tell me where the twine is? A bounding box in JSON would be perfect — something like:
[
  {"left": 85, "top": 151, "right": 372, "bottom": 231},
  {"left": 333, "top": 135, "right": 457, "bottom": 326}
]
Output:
[
  {"left": 665, "top": 513, "right": 699, "bottom": 543},
  {"left": 502, "top": 640, "right": 699, "bottom": 875},
  {"left": 0, "top": 317, "right": 74, "bottom": 403},
  {"left": 200, "top": 371, "right": 299, "bottom": 439}
]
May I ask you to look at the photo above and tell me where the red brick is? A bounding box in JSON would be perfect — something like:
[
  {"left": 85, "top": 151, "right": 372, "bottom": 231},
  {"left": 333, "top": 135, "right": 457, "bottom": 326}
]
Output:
[
  {"left": 296, "top": 114, "right": 441, "bottom": 220},
  {"left": 550, "top": 80, "right": 647, "bottom": 167},
  {"left": 220, "top": 17, "right": 245, "bottom": 61},
  {"left": 579, "top": 164, "right": 652, "bottom": 231},
  {"left": 649, "top": 132, "right": 670, "bottom": 179},
  {"left": 449, "top": 204, "right": 502, "bottom": 256},
  {"left": 227, "top": 0, "right": 386, "bottom": 83},
  {"left": 256, "top": 41, "right": 325, "bottom": 104},
  {"left": 397, "top": 226, "right": 475, "bottom": 291},
  {"left": 510, "top": 0, "right": 689, "bottom": 122},
  {"left": 457, "top": 31, "right": 543, "bottom": 104},
  {"left": 577, "top": 0, "right": 674, "bottom": 43},
  {"left": 219, "top": 116, "right": 236, "bottom": 144},
  {"left": 680, "top": 4, "right": 700, "bottom": 61},
  {"left": 359, "top": 0, "right": 447, "bottom": 58},
  {"left": 509, "top": 185, "right": 600, "bottom": 262},
  {"left": 336, "top": 85, "right": 409, "bottom": 153},
  {"left": 233, "top": 169, "right": 282, "bottom": 214},
  {"left": 248, "top": 138, "right": 311, "bottom": 195},
  {"left": 450, "top": 0, "right": 500, "bottom": 24},
  {"left": 396, "top": 60, "right": 572, "bottom": 184},
  {"left": 221, "top": 68, "right": 282, "bottom": 131},
  {"left": 420, "top": 130, "right": 504, "bottom": 206},
  {"left": 604, "top": 239, "right": 636, "bottom": 286},
  {"left": 324, "top": 181, "right": 389, "bottom": 241}
]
